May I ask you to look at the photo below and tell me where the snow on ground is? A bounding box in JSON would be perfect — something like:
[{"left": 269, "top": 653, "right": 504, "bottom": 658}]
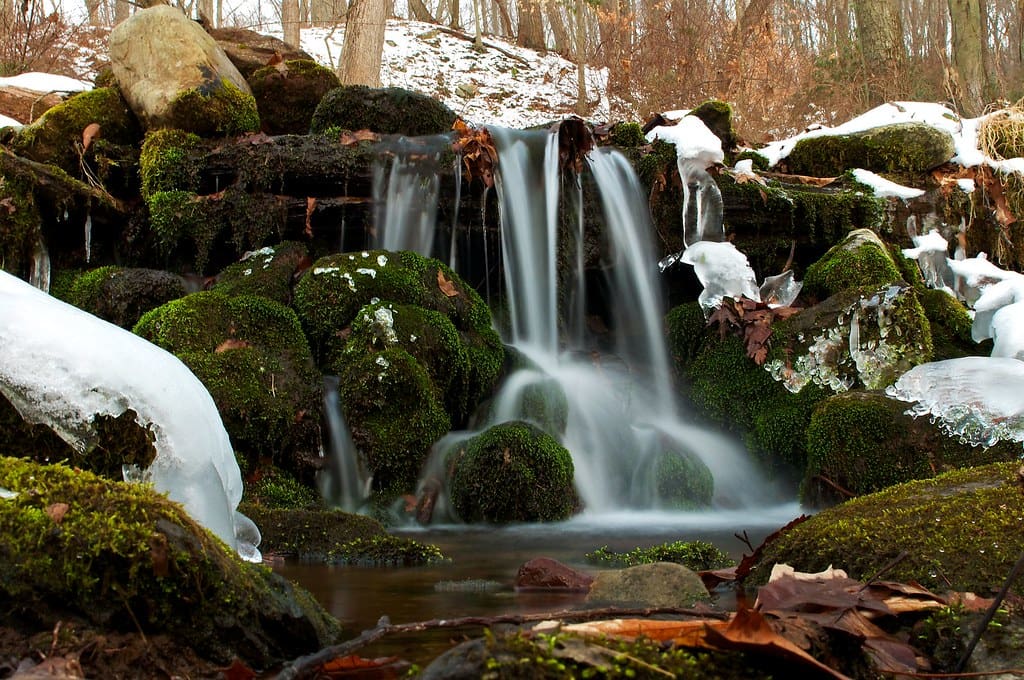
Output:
[
  {"left": 0, "top": 72, "right": 93, "bottom": 93},
  {"left": 292, "top": 20, "right": 610, "bottom": 129}
]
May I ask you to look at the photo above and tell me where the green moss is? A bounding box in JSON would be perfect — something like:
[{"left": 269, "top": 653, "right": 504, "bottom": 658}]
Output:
[
  {"left": 134, "top": 292, "right": 320, "bottom": 474},
  {"left": 785, "top": 122, "right": 955, "bottom": 177},
  {"left": 0, "top": 162, "right": 44, "bottom": 279},
  {"left": 67, "top": 265, "right": 121, "bottom": 309},
  {"left": 139, "top": 129, "right": 202, "bottom": 198},
  {"left": 309, "top": 85, "right": 456, "bottom": 136},
  {"left": 654, "top": 450, "right": 714, "bottom": 509},
  {"left": 586, "top": 540, "right": 732, "bottom": 570},
  {"left": 448, "top": 421, "right": 577, "bottom": 523},
  {"left": 238, "top": 504, "right": 386, "bottom": 559},
  {"left": 734, "top": 149, "right": 769, "bottom": 171},
  {"left": 244, "top": 467, "right": 323, "bottom": 509},
  {"left": 637, "top": 138, "right": 678, "bottom": 188},
  {"left": 689, "top": 100, "right": 738, "bottom": 154},
  {"left": 608, "top": 122, "right": 646, "bottom": 147},
  {"left": 67, "top": 266, "right": 187, "bottom": 329},
  {"left": 7, "top": 88, "right": 141, "bottom": 173},
  {"left": 338, "top": 346, "right": 451, "bottom": 499},
  {"left": 753, "top": 462, "right": 1024, "bottom": 594},
  {"left": 250, "top": 59, "right": 340, "bottom": 135},
  {"left": 327, "top": 535, "right": 447, "bottom": 566},
  {"left": 167, "top": 77, "right": 260, "bottom": 137},
  {"left": 920, "top": 287, "right": 988, "bottom": 359},
  {"left": 212, "top": 241, "right": 309, "bottom": 305},
  {"left": 801, "top": 391, "right": 1019, "bottom": 506},
  {"left": 802, "top": 228, "right": 903, "bottom": 299},
  {"left": 0, "top": 456, "right": 339, "bottom": 664}
]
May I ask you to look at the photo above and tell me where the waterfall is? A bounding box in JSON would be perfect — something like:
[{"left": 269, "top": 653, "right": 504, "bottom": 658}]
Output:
[{"left": 320, "top": 376, "right": 372, "bottom": 512}]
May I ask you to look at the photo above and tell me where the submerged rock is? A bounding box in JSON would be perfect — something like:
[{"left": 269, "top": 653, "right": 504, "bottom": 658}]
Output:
[{"left": 515, "top": 557, "right": 594, "bottom": 592}]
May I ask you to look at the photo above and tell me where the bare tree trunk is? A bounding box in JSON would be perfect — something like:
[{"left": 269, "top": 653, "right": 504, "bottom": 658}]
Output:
[
  {"left": 721, "top": 0, "right": 772, "bottom": 97},
  {"left": 197, "top": 0, "right": 214, "bottom": 24},
  {"left": 84, "top": 0, "right": 102, "bottom": 24},
  {"left": 852, "top": 0, "right": 906, "bottom": 105},
  {"left": 493, "top": 0, "right": 513, "bottom": 35},
  {"left": 282, "top": 0, "right": 301, "bottom": 46},
  {"left": 409, "top": 0, "right": 438, "bottom": 22},
  {"left": 948, "top": 0, "right": 989, "bottom": 114},
  {"left": 448, "top": 0, "right": 460, "bottom": 28},
  {"left": 517, "top": 0, "right": 545, "bottom": 47},
  {"left": 473, "top": 0, "right": 484, "bottom": 44},
  {"left": 548, "top": 0, "right": 570, "bottom": 53},
  {"left": 338, "top": 0, "right": 388, "bottom": 86},
  {"left": 575, "top": 0, "right": 587, "bottom": 114},
  {"left": 312, "top": 0, "right": 342, "bottom": 24}
]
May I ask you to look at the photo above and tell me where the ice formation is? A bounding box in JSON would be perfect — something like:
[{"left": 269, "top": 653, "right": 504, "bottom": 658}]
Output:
[
  {"left": 0, "top": 271, "right": 261, "bottom": 561},
  {"left": 680, "top": 241, "right": 761, "bottom": 312},
  {"left": 887, "top": 357, "right": 1024, "bottom": 448},
  {"left": 902, "top": 229, "right": 953, "bottom": 291}
]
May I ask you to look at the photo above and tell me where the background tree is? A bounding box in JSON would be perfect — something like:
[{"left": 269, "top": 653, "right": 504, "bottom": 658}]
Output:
[{"left": 337, "top": 0, "right": 388, "bottom": 86}]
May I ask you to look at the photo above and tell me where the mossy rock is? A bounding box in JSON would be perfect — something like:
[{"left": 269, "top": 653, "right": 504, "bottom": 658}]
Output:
[
  {"left": 0, "top": 392, "right": 157, "bottom": 478},
  {"left": 784, "top": 122, "right": 955, "bottom": 177},
  {"left": 7, "top": 88, "right": 141, "bottom": 174},
  {"left": 607, "top": 121, "right": 646, "bottom": 147},
  {"left": 67, "top": 266, "right": 188, "bottom": 329},
  {"left": 448, "top": 421, "right": 577, "bottom": 523},
  {"left": 801, "top": 390, "right": 1020, "bottom": 506},
  {"left": 293, "top": 249, "right": 503, "bottom": 411},
  {"left": 337, "top": 346, "right": 451, "bottom": 499},
  {"left": 802, "top": 228, "right": 904, "bottom": 300},
  {"left": 653, "top": 449, "right": 714, "bottom": 509},
  {"left": 146, "top": 187, "right": 287, "bottom": 274},
  {"left": 419, "top": 630, "right": 774, "bottom": 680},
  {"left": 139, "top": 128, "right": 202, "bottom": 198},
  {"left": 212, "top": 241, "right": 310, "bottom": 305},
  {"left": 239, "top": 504, "right": 385, "bottom": 558},
  {"left": 586, "top": 539, "right": 732, "bottom": 570},
  {"left": 479, "top": 368, "right": 569, "bottom": 438},
  {"left": 250, "top": 59, "right": 340, "bottom": 135},
  {"left": 134, "top": 292, "right": 321, "bottom": 478},
  {"left": 752, "top": 462, "right": 1024, "bottom": 594},
  {"left": 689, "top": 99, "right": 739, "bottom": 155},
  {"left": 0, "top": 161, "right": 44, "bottom": 279},
  {"left": 336, "top": 301, "right": 473, "bottom": 423},
  {"left": 920, "top": 287, "right": 991, "bottom": 359},
  {"left": 242, "top": 465, "right": 324, "bottom": 510},
  {"left": 310, "top": 85, "right": 456, "bottom": 136},
  {"left": 0, "top": 457, "right": 339, "bottom": 665},
  {"left": 166, "top": 77, "right": 260, "bottom": 137}
]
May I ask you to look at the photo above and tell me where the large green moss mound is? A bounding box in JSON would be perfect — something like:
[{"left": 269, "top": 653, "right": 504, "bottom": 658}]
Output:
[
  {"left": 0, "top": 456, "right": 339, "bottom": 665},
  {"left": 802, "top": 228, "right": 904, "bottom": 300},
  {"left": 801, "top": 390, "right": 1019, "bottom": 506},
  {"left": 166, "top": 78, "right": 260, "bottom": 137},
  {"left": 449, "top": 421, "right": 578, "bottom": 523},
  {"left": 250, "top": 59, "right": 340, "bottom": 135},
  {"left": 753, "top": 462, "right": 1024, "bottom": 593},
  {"left": 134, "top": 292, "right": 321, "bottom": 477},
  {"left": 139, "top": 128, "right": 202, "bottom": 198},
  {"left": 211, "top": 241, "right": 310, "bottom": 305},
  {"left": 784, "top": 122, "right": 955, "bottom": 177},
  {"left": 310, "top": 85, "right": 457, "bottom": 136}
]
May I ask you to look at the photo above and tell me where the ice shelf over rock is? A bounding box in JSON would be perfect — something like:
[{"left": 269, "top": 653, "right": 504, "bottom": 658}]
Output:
[{"left": 0, "top": 271, "right": 260, "bottom": 561}]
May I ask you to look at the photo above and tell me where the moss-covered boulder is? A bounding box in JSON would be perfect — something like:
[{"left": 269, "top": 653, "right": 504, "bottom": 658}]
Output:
[
  {"left": 586, "top": 562, "right": 710, "bottom": 608},
  {"left": 784, "top": 122, "right": 955, "bottom": 177},
  {"left": 0, "top": 156, "right": 46, "bottom": 280},
  {"left": 919, "top": 287, "right": 990, "bottom": 359},
  {"left": 211, "top": 241, "right": 310, "bottom": 305},
  {"left": 802, "top": 227, "right": 903, "bottom": 300},
  {"left": 109, "top": 5, "right": 259, "bottom": 137},
  {"left": 139, "top": 128, "right": 202, "bottom": 198},
  {"left": 688, "top": 100, "right": 739, "bottom": 155},
  {"left": 653, "top": 448, "right": 714, "bottom": 509},
  {"left": 448, "top": 421, "right": 577, "bottom": 523},
  {"left": 66, "top": 266, "right": 188, "bottom": 329},
  {"left": 0, "top": 457, "right": 339, "bottom": 665},
  {"left": 801, "top": 390, "right": 1019, "bottom": 506},
  {"left": 134, "top": 292, "right": 321, "bottom": 478},
  {"left": 752, "top": 462, "right": 1024, "bottom": 594},
  {"left": 310, "top": 85, "right": 457, "bottom": 136},
  {"left": 250, "top": 59, "right": 340, "bottom": 135},
  {"left": 5, "top": 87, "right": 141, "bottom": 175},
  {"left": 293, "top": 249, "right": 503, "bottom": 411},
  {"left": 336, "top": 346, "right": 451, "bottom": 499}
]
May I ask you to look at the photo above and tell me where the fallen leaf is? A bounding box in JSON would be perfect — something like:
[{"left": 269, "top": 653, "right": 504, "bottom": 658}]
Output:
[
  {"left": 437, "top": 269, "right": 458, "bottom": 297},
  {"left": 317, "top": 654, "right": 411, "bottom": 678},
  {"left": 562, "top": 617, "right": 729, "bottom": 647},
  {"left": 0, "top": 196, "right": 16, "bottom": 214},
  {"left": 305, "top": 196, "right": 316, "bottom": 238},
  {"left": 45, "top": 502, "right": 69, "bottom": 523},
  {"left": 81, "top": 122, "right": 100, "bottom": 151},
  {"left": 215, "top": 339, "right": 251, "bottom": 353},
  {"left": 219, "top": 658, "right": 256, "bottom": 680}
]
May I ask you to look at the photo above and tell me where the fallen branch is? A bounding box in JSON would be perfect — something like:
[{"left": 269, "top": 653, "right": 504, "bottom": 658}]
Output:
[
  {"left": 954, "top": 548, "right": 1024, "bottom": 673},
  {"left": 276, "top": 606, "right": 727, "bottom": 679},
  {"left": 427, "top": 25, "right": 531, "bottom": 65}
]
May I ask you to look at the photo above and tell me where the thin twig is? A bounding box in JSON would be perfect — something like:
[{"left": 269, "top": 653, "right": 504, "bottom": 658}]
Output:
[
  {"left": 857, "top": 550, "right": 909, "bottom": 592},
  {"left": 954, "top": 548, "right": 1024, "bottom": 673}
]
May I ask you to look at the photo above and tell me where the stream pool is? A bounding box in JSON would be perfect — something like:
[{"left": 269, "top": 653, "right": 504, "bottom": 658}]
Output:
[{"left": 274, "top": 504, "right": 804, "bottom": 665}]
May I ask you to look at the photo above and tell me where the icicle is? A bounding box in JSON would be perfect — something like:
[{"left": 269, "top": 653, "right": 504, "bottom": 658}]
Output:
[
  {"left": 84, "top": 210, "right": 93, "bottom": 264},
  {"left": 28, "top": 237, "right": 51, "bottom": 293}
]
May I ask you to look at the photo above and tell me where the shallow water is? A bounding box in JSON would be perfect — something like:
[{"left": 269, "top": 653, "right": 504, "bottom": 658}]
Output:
[{"left": 274, "top": 504, "right": 803, "bottom": 664}]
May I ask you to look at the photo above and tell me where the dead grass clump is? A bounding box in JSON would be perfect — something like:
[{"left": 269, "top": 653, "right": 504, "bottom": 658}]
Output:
[{"left": 978, "top": 100, "right": 1024, "bottom": 161}]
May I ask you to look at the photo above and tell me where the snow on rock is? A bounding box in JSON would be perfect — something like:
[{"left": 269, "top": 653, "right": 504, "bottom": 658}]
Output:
[
  {"left": 0, "top": 271, "right": 260, "bottom": 561},
  {"left": 851, "top": 168, "right": 925, "bottom": 200},
  {"left": 0, "top": 72, "right": 93, "bottom": 93},
  {"left": 680, "top": 240, "right": 760, "bottom": 312},
  {"left": 887, "top": 356, "right": 1024, "bottom": 448},
  {"left": 0, "top": 113, "right": 22, "bottom": 128},
  {"left": 645, "top": 115, "right": 724, "bottom": 169}
]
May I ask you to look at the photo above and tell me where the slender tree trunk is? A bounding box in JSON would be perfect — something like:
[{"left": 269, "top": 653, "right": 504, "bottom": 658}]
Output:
[
  {"left": 721, "top": 0, "right": 772, "bottom": 97},
  {"left": 197, "top": 0, "right": 214, "bottom": 24},
  {"left": 337, "top": 0, "right": 388, "bottom": 86},
  {"left": 448, "top": 0, "right": 459, "bottom": 28},
  {"left": 282, "top": 0, "right": 301, "bottom": 47},
  {"left": 852, "top": 0, "right": 906, "bottom": 105},
  {"left": 473, "top": 0, "right": 484, "bottom": 44},
  {"left": 948, "top": 0, "right": 988, "bottom": 114},
  {"left": 409, "top": 0, "right": 438, "bottom": 22},
  {"left": 517, "top": 0, "right": 545, "bottom": 47},
  {"left": 575, "top": 0, "right": 586, "bottom": 114},
  {"left": 84, "top": 0, "right": 101, "bottom": 24},
  {"left": 113, "top": 0, "right": 130, "bottom": 23},
  {"left": 493, "top": 0, "right": 513, "bottom": 36},
  {"left": 548, "top": 0, "right": 571, "bottom": 54}
]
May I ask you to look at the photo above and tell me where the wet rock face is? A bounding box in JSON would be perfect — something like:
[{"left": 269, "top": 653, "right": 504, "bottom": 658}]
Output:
[
  {"left": 514, "top": 557, "right": 594, "bottom": 592},
  {"left": 109, "top": 5, "right": 258, "bottom": 136}
]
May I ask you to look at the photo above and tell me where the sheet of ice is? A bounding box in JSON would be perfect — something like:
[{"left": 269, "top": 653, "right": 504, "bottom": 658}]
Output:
[
  {"left": 991, "top": 301, "right": 1024, "bottom": 359},
  {"left": 0, "top": 72, "right": 93, "bottom": 93},
  {"left": 947, "top": 253, "right": 1016, "bottom": 306},
  {"left": 680, "top": 240, "right": 761, "bottom": 311},
  {"left": 645, "top": 115, "right": 724, "bottom": 169},
  {"left": 902, "top": 229, "right": 952, "bottom": 291},
  {"left": 0, "top": 271, "right": 260, "bottom": 561},
  {"left": 886, "top": 356, "right": 1024, "bottom": 448},
  {"left": 851, "top": 168, "right": 925, "bottom": 199},
  {"left": 972, "top": 275, "right": 1024, "bottom": 342}
]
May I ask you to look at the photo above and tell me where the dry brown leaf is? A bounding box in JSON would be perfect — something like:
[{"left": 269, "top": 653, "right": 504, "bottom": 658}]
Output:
[
  {"left": 305, "top": 196, "right": 316, "bottom": 238},
  {"left": 219, "top": 658, "right": 257, "bottom": 680},
  {"left": 317, "top": 654, "right": 410, "bottom": 678},
  {"left": 81, "top": 122, "right": 100, "bottom": 151},
  {"left": 756, "top": 572, "right": 892, "bottom": 616},
  {"left": 562, "top": 617, "right": 730, "bottom": 647},
  {"left": 215, "top": 339, "right": 251, "bottom": 353},
  {"left": 45, "top": 502, "right": 69, "bottom": 523},
  {"left": 437, "top": 269, "right": 458, "bottom": 297},
  {"left": 0, "top": 196, "right": 16, "bottom": 214}
]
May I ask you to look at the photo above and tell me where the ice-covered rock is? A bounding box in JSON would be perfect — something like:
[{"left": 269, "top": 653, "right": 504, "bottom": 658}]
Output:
[
  {"left": 680, "top": 240, "right": 761, "bottom": 312},
  {"left": 0, "top": 271, "right": 260, "bottom": 561},
  {"left": 902, "top": 229, "right": 953, "bottom": 291},
  {"left": 887, "top": 356, "right": 1024, "bottom": 448}
]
